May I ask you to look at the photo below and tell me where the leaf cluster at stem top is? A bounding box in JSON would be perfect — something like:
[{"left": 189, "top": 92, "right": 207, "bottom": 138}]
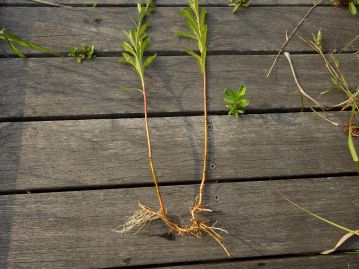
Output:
[
  {"left": 177, "top": 0, "right": 207, "bottom": 74},
  {"left": 120, "top": 0, "right": 157, "bottom": 86}
]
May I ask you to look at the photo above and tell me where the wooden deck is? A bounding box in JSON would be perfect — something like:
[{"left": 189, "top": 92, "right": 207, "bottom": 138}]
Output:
[{"left": 0, "top": 1, "right": 359, "bottom": 268}]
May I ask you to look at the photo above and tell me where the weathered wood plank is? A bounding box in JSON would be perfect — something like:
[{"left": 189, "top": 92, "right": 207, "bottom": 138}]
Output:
[
  {"left": 0, "top": 7, "right": 357, "bottom": 54},
  {"left": 0, "top": 177, "right": 358, "bottom": 268},
  {"left": 0, "top": 112, "right": 356, "bottom": 191},
  {"left": 160, "top": 255, "right": 359, "bottom": 269},
  {"left": 1, "top": 55, "right": 357, "bottom": 118},
  {"left": 0, "top": 0, "right": 332, "bottom": 5}
]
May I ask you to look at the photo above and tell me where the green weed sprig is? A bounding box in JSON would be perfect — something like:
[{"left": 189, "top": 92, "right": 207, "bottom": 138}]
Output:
[
  {"left": 177, "top": 0, "right": 207, "bottom": 74},
  {"left": 224, "top": 86, "right": 249, "bottom": 117},
  {"left": 297, "top": 33, "right": 359, "bottom": 173},
  {"left": 68, "top": 44, "right": 96, "bottom": 63},
  {"left": 120, "top": 1, "right": 157, "bottom": 85},
  {"left": 228, "top": 0, "right": 250, "bottom": 13},
  {"left": 0, "top": 28, "right": 57, "bottom": 57}
]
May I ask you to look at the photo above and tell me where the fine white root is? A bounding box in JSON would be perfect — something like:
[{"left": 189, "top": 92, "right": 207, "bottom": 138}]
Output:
[
  {"left": 114, "top": 203, "right": 160, "bottom": 234},
  {"left": 115, "top": 202, "right": 230, "bottom": 256}
]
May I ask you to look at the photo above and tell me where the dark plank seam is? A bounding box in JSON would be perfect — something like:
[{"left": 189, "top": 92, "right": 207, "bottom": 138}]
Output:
[
  {"left": 0, "top": 172, "right": 356, "bottom": 196},
  {"left": 1, "top": 50, "right": 357, "bottom": 59},
  {"left": 0, "top": 4, "right": 333, "bottom": 8},
  {"left": 0, "top": 107, "right": 348, "bottom": 123},
  {"left": 99, "top": 253, "right": 355, "bottom": 269}
]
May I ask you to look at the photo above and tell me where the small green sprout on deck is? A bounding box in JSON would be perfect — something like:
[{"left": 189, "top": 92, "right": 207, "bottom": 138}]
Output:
[
  {"left": 228, "top": 0, "right": 250, "bottom": 13},
  {"left": 224, "top": 86, "right": 249, "bottom": 117},
  {"left": 0, "top": 28, "right": 56, "bottom": 57},
  {"left": 312, "top": 29, "right": 322, "bottom": 50},
  {"left": 68, "top": 44, "right": 96, "bottom": 63}
]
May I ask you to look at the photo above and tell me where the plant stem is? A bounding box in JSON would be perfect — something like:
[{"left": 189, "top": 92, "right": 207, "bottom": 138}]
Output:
[
  {"left": 141, "top": 78, "right": 166, "bottom": 214},
  {"left": 266, "top": 0, "right": 321, "bottom": 78},
  {"left": 195, "top": 71, "right": 208, "bottom": 211}
]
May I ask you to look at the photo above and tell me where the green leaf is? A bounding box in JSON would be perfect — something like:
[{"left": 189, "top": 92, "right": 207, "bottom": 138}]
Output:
[
  {"left": 224, "top": 97, "right": 236, "bottom": 104},
  {"left": 185, "top": 49, "right": 201, "bottom": 61},
  {"left": 239, "top": 99, "right": 249, "bottom": 107},
  {"left": 7, "top": 39, "right": 26, "bottom": 58},
  {"left": 348, "top": 107, "right": 359, "bottom": 173},
  {"left": 176, "top": 31, "right": 196, "bottom": 39},
  {"left": 349, "top": 1, "right": 357, "bottom": 15},
  {"left": 237, "top": 85, "right": 247, "bottom": 97},
  {"left": 143, "top": 53, "right": 157, "bottom": 69},
  {"left": 121, "top": 52, "right": 135, "bottom": 66},
  {"left": 121, "top": 42, "right": 136, "bottom": 55}
]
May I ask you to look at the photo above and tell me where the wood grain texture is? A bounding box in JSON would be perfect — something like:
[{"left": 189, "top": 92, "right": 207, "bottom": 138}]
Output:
[
  {"left": 160, "top": 255, "right": 359, "bottom": 269},
  {"left": 0, "top": 54, "right": 358, "bottom": 118},
  {"left": 0, "top": 0, "right": 333, "bottom": 5},
  {"left": 0, "top": 7, "right": 357, "bottom": 54},
  {"left": 0, "top": 0, "right": 330, "bottom": 6},
  {"left": 0, "top": 112, "right": 356, "bottom": 191},
  {"left": 0, "top": 177, "right": 358, "bottom": 268}
]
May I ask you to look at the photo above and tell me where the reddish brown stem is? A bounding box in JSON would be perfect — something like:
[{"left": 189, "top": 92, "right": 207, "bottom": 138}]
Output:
[
  {"left": 193, "top": 71, "right": 208, "bottom": 213},
  {"left": 141, "top": 79, "right": 166, "bottom": 214}
]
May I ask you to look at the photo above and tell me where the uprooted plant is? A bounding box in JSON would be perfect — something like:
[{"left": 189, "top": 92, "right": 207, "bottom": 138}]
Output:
[
  {"left": 116, "top": 0, "right": 230, "bottom": 256},
  {"left": 177, "top": 0, "right": 229, "bottom": 254},
  {"left": 284, "top": 31, "right": 359, "bottom": 172}
]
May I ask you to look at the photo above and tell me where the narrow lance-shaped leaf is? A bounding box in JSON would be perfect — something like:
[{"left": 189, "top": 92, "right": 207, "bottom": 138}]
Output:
[
  {"left": 176, "top": 31, "right": 196, "bottom": 39},
  {"left": 0, "top": 28, "right": 59, "bottom": 57},
  {"left": 5, "top": 37, "right": 25, "bottom": 58},
  {"left": 144, "top": 53, "right": 157, "bottom": 69}
]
